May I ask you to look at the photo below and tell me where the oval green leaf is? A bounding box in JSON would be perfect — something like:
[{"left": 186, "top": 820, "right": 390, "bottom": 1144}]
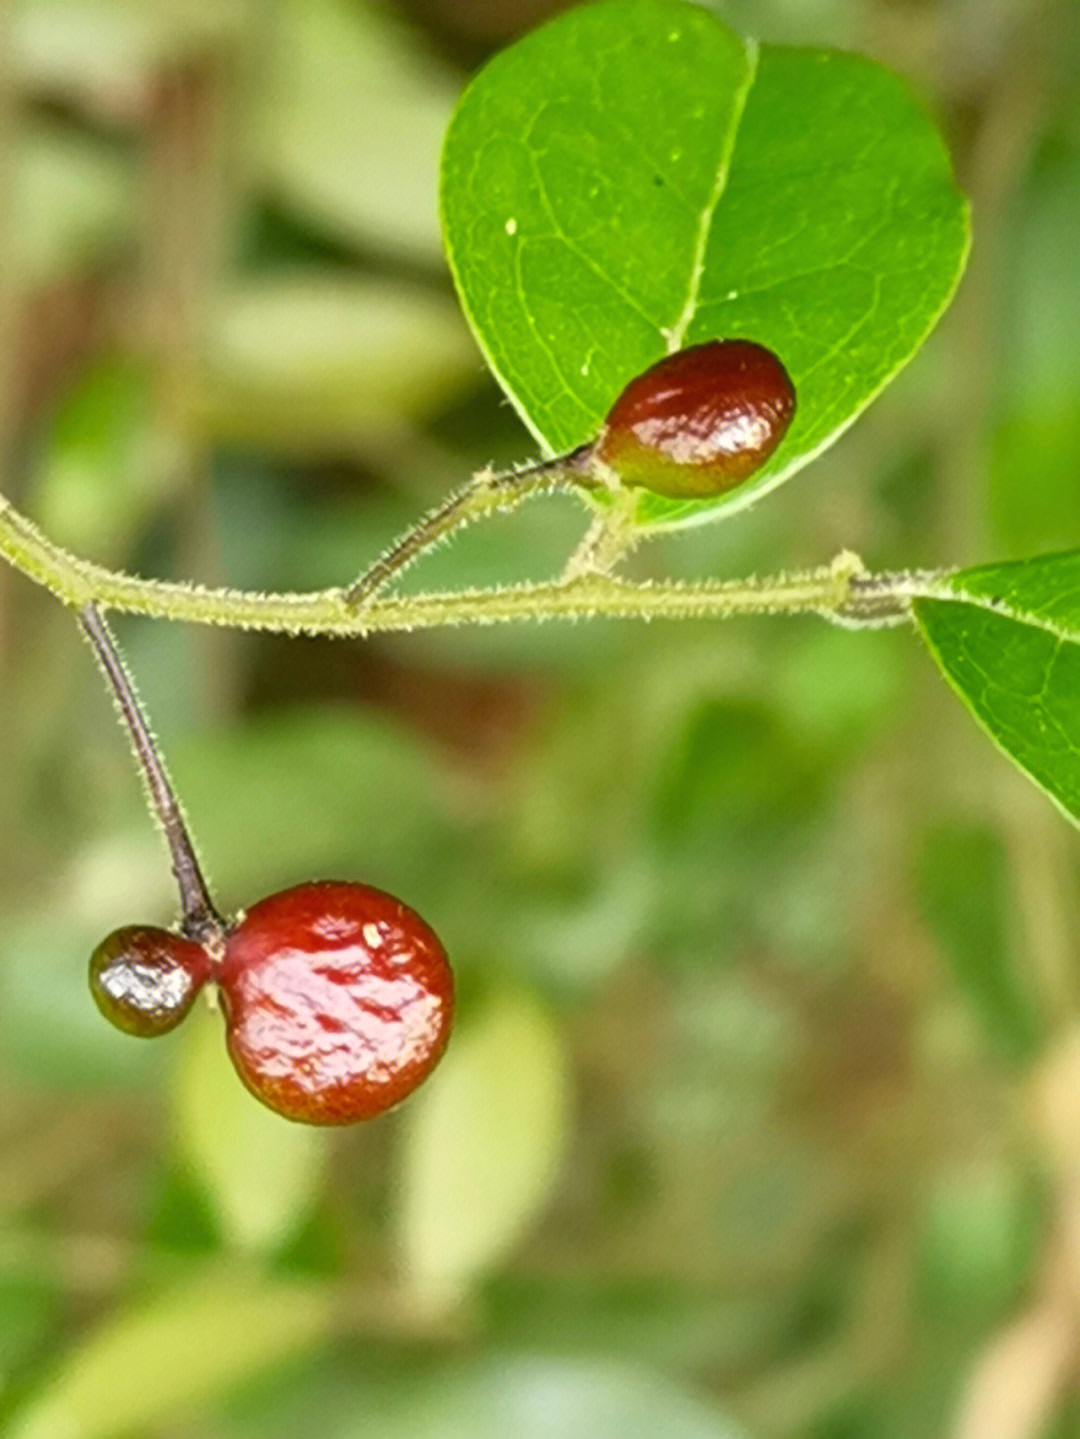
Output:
[
  {"left": 248, "top": 0, "right": 457, "bottom": 263},
  {"left": 7, "top": 1262, "right": 334, "bottom": 1439},
  {"left": 171, "top": 1006, "right": 330, "bottom": 1254},
  {"left": 201, "top": 277, "right": 476, "bottom": 451},
  {"left": 395, "top": 987, "right": 572, "bottom": 1310},
  {"left": 441, "top": 0, "right": 969, "bottom": 526},
  {"left": 334, "top": 1356, "right": 746, "bottom": 1439},
  {"left": 913, "top": 552, "right": 1080, "bottom": 828}
]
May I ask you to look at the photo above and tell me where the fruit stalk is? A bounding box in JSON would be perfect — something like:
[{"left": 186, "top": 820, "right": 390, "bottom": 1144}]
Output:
[
  {"left": 344, "top": 448, "right": 594, "bottom": 608},
  {"left": 78, "top": 603, "right": 226, "bottom": 946}
]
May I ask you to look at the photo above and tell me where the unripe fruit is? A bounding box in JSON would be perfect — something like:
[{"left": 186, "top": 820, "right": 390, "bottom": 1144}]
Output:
[
  {"left": 594, "top": 339, "right": 796, "bottom": 499},
  {"left": 89, "top": 926, "right": 213, "bottom": 1037},
  {"left": 217, "top": 881, "right": 454, "bottom": 1125}
]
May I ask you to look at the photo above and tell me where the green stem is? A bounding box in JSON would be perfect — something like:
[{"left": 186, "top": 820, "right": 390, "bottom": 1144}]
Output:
[
  {"left": 1, "top": 491, "right": 944, "bottom": 633},
  {"left": 344, "top": 448, "right": 594, "bottom": 606},
  {"left": 560, "top": 488, "right": 641, "bottom": 580}
]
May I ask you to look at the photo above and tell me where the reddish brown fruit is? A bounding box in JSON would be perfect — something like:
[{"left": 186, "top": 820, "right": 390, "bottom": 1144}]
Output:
[
  {"left": 89, "top": 926, "right": 213, "bottom": 1037},
  {"left": 217, "top": 881, "right": 454, "bottom": 1125},
  {"left": 594, "top": 339, "right": 796, "bottom": 499}
]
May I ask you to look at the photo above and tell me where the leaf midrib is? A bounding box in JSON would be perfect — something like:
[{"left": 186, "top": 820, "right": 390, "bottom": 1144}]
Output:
[{"left": 664, "top": 35, "right": 759, "bottom": 353}]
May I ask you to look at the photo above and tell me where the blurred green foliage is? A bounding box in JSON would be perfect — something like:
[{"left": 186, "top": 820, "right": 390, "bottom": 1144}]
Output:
[{"left": 2, "top": 1, "right": 1080, "bottom": 1437}]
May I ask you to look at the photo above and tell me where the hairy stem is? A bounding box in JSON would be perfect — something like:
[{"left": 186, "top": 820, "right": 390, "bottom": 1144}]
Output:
[
  {"left": 78, "top": 604, "right": 226, "bottom": 946},
  {"left": 344, "top": 448, "right": 595, "bottom": 607},
  {"left": 560, "top": 488, "right": 641, "bottom": 580},
  {"left": 1, "top": 490, "right": 944, "bottom": 633}
]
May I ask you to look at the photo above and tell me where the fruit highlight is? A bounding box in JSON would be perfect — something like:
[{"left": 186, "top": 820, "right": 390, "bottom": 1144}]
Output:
[{"left": 89, "top": 926, "right": 213, "bottom": 1037}]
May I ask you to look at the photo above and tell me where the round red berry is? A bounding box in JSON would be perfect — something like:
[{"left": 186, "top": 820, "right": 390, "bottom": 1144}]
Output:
[
  {"left": 217, "top": 881, "right": 454, "bottom": 1125},
  {"left": 595, "top": 339, "right": 796, "bottom": 499},
  {"left": 89, "top": 926, "right": 213, "bottom": 1037}
]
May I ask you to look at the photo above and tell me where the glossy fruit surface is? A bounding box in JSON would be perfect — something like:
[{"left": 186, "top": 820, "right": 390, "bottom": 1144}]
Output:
[
  {"left": 594, "top": 339, "right": 796, "bottom": 499},
  {"left": 218, "top": 881, "right": 454, "bottom": 1125},
  {"left": 89, "top": 926, "right": 213, "bottom": 1037}
]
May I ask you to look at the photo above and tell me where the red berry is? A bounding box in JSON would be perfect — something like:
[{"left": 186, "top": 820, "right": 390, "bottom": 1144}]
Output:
[
  {"left": 217, "top": 881, "right": 454, "bottom": 1125},
  {"left": 89, "top": 926, "right": 213, "bottom": 1037},
  {"left": 594, "top": 339, "right": 796, "bottom": 499}
]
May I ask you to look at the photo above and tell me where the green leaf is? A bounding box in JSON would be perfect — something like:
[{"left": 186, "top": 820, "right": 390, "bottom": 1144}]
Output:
[
  {"left": 247, "top": 0, "right": 458, "bottom": 262},
  {"left": 200, "top": 277, "right": 477, "bottom": 451},
  {"left": 989, "top": 148, "right": 1080, "bottom": 555},
  {"left": 0, "top": 1276, "right": 58, "bottom": 1378},
  {"left": 13, "top": 118, "right": 133, "bottom": 287},
  {"left": 913, "top": 552, "right": 1080, "bottom": 827},
  {"left": 7, "top": 1262, "right": 335, "bottom": 1439},
  {"left": 917, "top": 824, "right": 1044, "bottom": 1064},
  {"left": 12, "top": 0, "right": 247, "bottom": 97},
  {"left": 917, "top": 1160, "right": 1042, "bottom": 1324},
  {"left": 395, "top": 988, "right": 572, "bottom": 1309},
  {"left": 335, "top": 1356, "right": 747, "bottom": 1439},
  {"left": 29, "top": 360, "right": 186, "bottom": 561},
  {"left": 171, "top": 1007, "right": 330, "bottom": 1254},
  {"left": 441, "top": 0, "right": 968, "bottom": 526}
]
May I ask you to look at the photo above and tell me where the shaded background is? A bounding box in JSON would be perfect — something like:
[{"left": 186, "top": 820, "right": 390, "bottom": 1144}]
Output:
[{"left": 1, "top": 1, "right": 1079, "bottom": 1435}]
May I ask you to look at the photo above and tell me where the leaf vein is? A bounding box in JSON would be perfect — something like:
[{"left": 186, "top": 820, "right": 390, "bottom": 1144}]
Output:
[{"left": 667, "top": 36, "right": 758, "bottom": 352}]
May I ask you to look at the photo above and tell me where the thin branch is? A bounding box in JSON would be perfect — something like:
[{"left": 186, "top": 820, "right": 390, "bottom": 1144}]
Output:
[
  {"left": 343, "top": 448, "right": 595, "bottom": 607},
  {"left": 1, "top": 491, "right": 944, "bottom": 634}
]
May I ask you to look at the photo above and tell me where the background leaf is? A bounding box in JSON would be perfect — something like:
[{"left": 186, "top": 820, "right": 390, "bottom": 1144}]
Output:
[
  {"left": 199, "top": 276, "right": 477, "bottom": 452},
  {"left": 988, "top": 145, "right": 1080, "bottom": 555},
  {"left": 913, "top": 552, "right": 1080, "bottom": 827},
  {"left": 7, "top": 1263, "right": 335, "bottom": 1439},
  {"left": 916, "top": 1159, "right": 1043, "bottom": 1325},
  {"left": 12, "top": 0, "right": 247, "bottom": 98},
  {"left": 395, "top": 987, "right": 572, "bottom": 1309},
  {"left": 246, "top": 0, "right": 458, "bottom": 264},
  {"left": 916, "top": 823, "right": 1044, "bottom": 1065},
  {"left": 332, "top": 1355, "right": 746, "bottom": 1439},
  {"left": 171, "top": 1005, "right": 330, "bottom": 1254},
  {"left": 441, "top": 0, "right": 969, "bottom": 527},
  {"left": 12, "top": 119, "right": 133, "bottom": 287},
  {"left": 27, "top": 359, "right": 185, "bottom": 559}
]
